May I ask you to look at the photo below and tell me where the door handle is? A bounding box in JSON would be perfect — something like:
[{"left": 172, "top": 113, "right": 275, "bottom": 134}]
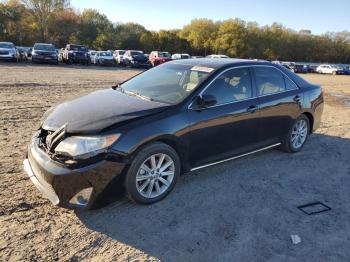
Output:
[
  {"left": 247, "top": 105, "right": 257, "bottom": 113},
  {"left": 293, "top": 95, "right": 302, "bottom": 102}
]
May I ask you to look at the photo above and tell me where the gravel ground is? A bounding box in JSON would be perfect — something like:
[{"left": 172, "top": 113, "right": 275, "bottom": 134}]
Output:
[{"left": 0, "top": 63, "right": 349, "bottom": 262}]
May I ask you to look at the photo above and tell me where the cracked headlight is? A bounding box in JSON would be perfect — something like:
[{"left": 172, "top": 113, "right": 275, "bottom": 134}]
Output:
[{"left": 55, "top": 134, "right": 120, "bottom": 158}]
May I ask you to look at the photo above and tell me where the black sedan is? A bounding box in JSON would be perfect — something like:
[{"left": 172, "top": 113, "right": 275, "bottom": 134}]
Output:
[
  {"left": 23, "top": 59, "right": 324, "bottom": 209},
  {"left": 32, "top": 43, "right": 58, "bottom": 64}
]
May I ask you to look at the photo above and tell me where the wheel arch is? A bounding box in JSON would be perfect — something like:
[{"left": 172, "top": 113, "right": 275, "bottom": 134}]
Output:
[
  {"left": 301, "top": 112, "right": 314, "bottom": 133},
  {"left": 128, "top": 134, "right": 190, "bottom": 174}
]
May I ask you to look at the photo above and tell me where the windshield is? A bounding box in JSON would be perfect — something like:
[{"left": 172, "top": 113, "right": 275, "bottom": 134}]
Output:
[
  {"left": 100, "top": 52, "right": 112, "bottom": 56},
  {"left": 0, "top": 43, "right": 14, "bottom": 49},
  {"left": 119, "top": 63, "right": 213, "bottom": 104},
  {"left": 69, "top": 45, "right": 87, "bottom": 51},
  {"left": 131, "top": 51, "right": 142, "bottom": 56},
  {"left": 117, "top": 51, "right": 125, "bottom": 55},
  {"left": 34, "top": 44, "right": 55, "bottom": 51}
]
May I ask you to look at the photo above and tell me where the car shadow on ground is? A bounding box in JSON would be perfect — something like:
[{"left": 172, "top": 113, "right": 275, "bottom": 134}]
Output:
[{"left": 77, "top": 133, "right": 350, "bottom": 261}]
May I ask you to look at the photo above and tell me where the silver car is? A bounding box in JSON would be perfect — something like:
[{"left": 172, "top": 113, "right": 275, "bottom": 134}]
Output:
[
  {"left": 0, "top": 42, "right": 20, "bottom": 62},
  {"left": 92, "top": 51, "right": 116, "bottom": 66}
]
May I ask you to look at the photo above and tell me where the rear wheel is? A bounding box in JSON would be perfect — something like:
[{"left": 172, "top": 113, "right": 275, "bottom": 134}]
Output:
[
  {"left": 125, "top": 142, "right": 180, "bottom": 204},
  {"left": 281, "top": 115, "right": 310, "bottom": 153}
]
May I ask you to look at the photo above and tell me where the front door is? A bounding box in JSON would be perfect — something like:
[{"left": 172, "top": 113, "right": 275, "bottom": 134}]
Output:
[{"left": 187, "top": 67, "right": 261, "bottom": 167}]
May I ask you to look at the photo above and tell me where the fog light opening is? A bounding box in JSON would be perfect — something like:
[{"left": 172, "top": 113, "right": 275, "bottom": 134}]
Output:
[{"left": 69, "top": 187, "right": 93, "bottom": 207}]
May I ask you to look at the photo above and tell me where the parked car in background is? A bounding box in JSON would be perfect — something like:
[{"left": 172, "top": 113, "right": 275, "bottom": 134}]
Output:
[
  {"left": 171, "top": 53, "right": 191, "bottom": 60},
  {"left": 316, "top": 64, "right": 344, "bottom": 75},
  {"left": 282, "top": 64, "right": 294, "bottom": 72},
  {"left": 305, "top": 65, "right": 318, "bottom": 73},
  {"left": 123, "top": 50, "right": 150, "bottom": 68},
  {"left": 293, "top": 64, "right": 308, "bottom": 74},
  {"left": 57, "top": 48, "right": 64, "bottom": 62},
  {"left": 16, "top": 46, "right": 29, "bottom": 61},
  {"left": 92, "top": 51, "right": 115, "bottom": 66},
  {"left": 88, "top": 50, "right": 97, "bottom": 63},
  {"left": 26, "top": 47, "right": 33, "bottom": 58},
  {"left": 62, "top": 44, "right": 90, "bottom": 65},
  {"left": 149, "top": 51, "right": 172, "bottom": 67},
  {"left": 113, "top": 50, "right": 126, "bottom": 65},
  {"left": 32, "top": 43, "right": 58, "bottom": 64},
  {"left": 192, "top": 56, "right": 204, "bottom": 59},
  {"left": 23, "top": 59, "right": 324, "bottom": 209},
  {"left": 206, "top": 54, "right": 229, "bottom": 58},
  {"left": 338, "top": 66, "right": 350, "bottom": 75},
  {"left": 0, "top": 42, "right": 20, "bottom": 62}
]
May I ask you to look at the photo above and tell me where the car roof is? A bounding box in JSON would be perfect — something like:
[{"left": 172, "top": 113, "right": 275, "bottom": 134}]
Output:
[{"left": 170, "top": 58, "right": 272, "bottom": 69}]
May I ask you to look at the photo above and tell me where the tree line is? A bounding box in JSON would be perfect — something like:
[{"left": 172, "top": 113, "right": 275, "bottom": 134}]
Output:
[{"left": 1, "top": 0, "right": 350, "bottom": 63}]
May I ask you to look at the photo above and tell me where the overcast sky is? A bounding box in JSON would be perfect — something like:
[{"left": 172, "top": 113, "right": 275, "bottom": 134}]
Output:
[{"left": 70, "top": 0, "right": 350, "bottom": 34}]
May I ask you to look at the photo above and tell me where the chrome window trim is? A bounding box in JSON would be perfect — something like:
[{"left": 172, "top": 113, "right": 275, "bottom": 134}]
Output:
[
  {"left": 191, "top": 143, "right": 281, "bottom": 171},
  {"left": 188, "top": 64, "right": 299, "bottom": 110}
]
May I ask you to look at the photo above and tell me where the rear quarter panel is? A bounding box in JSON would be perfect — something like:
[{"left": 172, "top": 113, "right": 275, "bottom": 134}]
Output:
[{"left": 301, "top": 84, "right": 324, "bottom": 132}]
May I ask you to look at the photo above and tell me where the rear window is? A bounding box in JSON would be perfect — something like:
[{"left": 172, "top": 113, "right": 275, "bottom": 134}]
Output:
[{"left": 255, "top": 67, "right": 286, "bottom": 96}]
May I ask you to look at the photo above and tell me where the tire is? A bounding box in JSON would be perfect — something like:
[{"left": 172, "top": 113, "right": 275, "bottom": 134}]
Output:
[
  {"left": 281, "top": 115, "right": 310, "bottom": 153},
  {"left": 125, "top": 142, "right": 180, "bottom": 204}
]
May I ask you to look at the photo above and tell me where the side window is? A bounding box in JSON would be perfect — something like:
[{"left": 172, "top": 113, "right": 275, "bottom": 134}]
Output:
[
  {"left": 203, "top": 68, "right": 253, "bottom": 105},
  {"left": 284, "top": 76, "right": 298, "bottom": 90},
  {"left": 255, "top": 67, "right": 285, "bottom": 96}
]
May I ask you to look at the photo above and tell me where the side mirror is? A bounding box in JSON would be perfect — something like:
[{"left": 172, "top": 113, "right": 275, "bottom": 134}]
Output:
[{"left": 193, "top": 94, "right": 217, "bottom": 109}]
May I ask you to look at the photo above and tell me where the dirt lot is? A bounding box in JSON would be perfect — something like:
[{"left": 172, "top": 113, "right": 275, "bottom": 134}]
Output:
[{"left": 0, "top": 64, "right": 350, "bottom": 262}]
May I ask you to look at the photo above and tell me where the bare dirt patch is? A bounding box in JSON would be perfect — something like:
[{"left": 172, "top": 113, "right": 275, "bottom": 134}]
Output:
[{"left": 1, "top": 64, "right": 350, "bottom": 261}]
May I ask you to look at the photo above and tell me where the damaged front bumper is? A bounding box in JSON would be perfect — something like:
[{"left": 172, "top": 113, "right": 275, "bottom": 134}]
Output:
[{"left": 23, "top": 133, "right": 128, "bottom": 209}]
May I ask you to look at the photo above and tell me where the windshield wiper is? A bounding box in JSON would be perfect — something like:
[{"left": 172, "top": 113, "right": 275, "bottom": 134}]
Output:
[
  {"left": 124, "top": 90, "right": 152, "bottom": 101},
  {"left": 112, "top": 84, "right": 153, "bottom": 101}
]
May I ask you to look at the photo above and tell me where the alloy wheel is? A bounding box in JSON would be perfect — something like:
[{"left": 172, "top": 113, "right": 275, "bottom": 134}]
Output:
[
  {"left": 136, "top": 153, "right": 175, "bottom": 199},
  {"left": 291, "top": 119, "right": 308, "bottom": 149}
]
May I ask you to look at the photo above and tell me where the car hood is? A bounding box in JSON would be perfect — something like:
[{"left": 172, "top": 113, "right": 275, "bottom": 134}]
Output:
[
  {"left": 0, "top": 48, "right": 13, "bottom": 52},
  {"left": 133, "top": 55, "right": 148, "bottom": 61},
  {"left": 34, "top": 50, "right": 56, "bottom": 55},
  {"left": 42, "top": 89, "right": 170, "bottom": 134}
]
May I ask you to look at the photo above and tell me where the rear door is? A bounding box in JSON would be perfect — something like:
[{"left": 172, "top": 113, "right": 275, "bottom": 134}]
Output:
[{"left": 252, "top": 66, "right": 302, "bottom": 144}]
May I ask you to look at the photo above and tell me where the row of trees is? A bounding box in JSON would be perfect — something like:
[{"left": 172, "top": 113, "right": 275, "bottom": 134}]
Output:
[{"left": 1, "top": 0, "right": 350, "bottom": 63}]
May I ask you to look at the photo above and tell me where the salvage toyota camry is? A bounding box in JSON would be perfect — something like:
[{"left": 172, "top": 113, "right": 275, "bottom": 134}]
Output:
[{"left": 23, "top": 59, "right": 324, "bottom": 209}]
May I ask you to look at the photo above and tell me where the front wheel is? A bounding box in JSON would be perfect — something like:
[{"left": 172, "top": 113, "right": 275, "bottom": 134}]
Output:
[
  {"left": 281, "top": 115, "right": 310, "bottom": 153},
  {"left": 125, "top": 142, "right": 180, "bottom": 204}
]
